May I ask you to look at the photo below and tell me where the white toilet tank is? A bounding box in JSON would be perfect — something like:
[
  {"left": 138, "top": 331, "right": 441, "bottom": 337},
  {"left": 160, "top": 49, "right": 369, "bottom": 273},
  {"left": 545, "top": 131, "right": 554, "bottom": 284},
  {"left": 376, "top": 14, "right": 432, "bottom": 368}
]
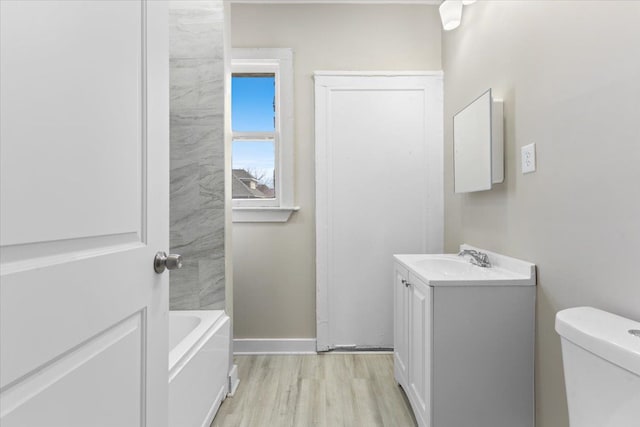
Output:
[{"left": 555, "top": 307, "right": 640, "bottom": 427}]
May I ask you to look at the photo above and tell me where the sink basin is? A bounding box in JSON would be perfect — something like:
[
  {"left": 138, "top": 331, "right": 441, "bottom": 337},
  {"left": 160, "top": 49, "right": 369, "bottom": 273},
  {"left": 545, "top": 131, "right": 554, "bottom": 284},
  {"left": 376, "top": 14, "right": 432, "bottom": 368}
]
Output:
[
  {"left": 394, "top": 247, "right": 535, "bottom": 286},
  {"left": 413, "top": 257, "right": 480, "bottom": 277},
  {"left": 412, "top": 255, "right": 516, "bottom": 280}
]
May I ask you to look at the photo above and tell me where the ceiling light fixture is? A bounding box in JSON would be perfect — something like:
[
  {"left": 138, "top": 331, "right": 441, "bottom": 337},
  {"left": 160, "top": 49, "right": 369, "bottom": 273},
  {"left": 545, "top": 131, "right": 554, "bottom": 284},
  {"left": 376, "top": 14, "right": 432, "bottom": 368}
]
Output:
[
  {"left": 462, "top": 0, "right": 476, "bottom": 5},
  {"left": 439, "top": 0, "right": 463, "bottom": 31}
]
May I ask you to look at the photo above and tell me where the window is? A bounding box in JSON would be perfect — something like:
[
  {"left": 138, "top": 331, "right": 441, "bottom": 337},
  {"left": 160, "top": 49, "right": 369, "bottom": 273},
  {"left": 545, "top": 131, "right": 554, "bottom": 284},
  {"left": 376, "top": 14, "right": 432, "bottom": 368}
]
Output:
[
  {"left": 232, "top": 74, "right": 277, "bottom": 201},
  {"left": 231, "top": 48, "right": 297, "bottom": 222}
]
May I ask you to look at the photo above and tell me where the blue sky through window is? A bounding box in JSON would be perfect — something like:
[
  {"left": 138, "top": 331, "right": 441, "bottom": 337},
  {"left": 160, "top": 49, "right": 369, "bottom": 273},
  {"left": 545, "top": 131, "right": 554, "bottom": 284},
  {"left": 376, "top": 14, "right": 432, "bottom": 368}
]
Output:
[
  {"left": 232, "top": 76, "right": 275, "bottom": 132},
  {"left": 232, "top": 140, "right": 275, "bottom": 187}
]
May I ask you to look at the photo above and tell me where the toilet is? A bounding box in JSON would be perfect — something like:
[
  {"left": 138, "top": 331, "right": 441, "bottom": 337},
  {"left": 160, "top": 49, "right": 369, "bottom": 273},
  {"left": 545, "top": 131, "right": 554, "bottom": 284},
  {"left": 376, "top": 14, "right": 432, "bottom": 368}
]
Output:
[{"left": 555, "top": 307, "right": 640, "bottom": 427}]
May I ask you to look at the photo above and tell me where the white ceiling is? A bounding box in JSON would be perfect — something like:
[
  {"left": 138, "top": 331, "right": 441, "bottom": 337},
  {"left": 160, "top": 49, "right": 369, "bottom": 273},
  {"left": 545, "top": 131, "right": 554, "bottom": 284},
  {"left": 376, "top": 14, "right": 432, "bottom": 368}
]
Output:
[{"left": 229, "top": 0, "right": 441, "bottom": 5}]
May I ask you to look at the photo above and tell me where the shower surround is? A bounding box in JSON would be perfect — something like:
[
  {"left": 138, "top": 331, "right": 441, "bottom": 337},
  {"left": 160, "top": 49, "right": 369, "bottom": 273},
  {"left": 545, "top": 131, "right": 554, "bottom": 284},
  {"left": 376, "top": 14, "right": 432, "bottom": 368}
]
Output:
[{"left": 169, "top": 0, "right": 225, "bottom": 310}]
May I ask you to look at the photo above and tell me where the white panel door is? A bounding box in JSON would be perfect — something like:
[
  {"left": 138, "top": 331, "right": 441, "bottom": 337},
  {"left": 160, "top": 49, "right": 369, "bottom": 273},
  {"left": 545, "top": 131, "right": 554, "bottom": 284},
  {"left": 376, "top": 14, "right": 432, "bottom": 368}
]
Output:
[
  {"left": 315, "top": 73, "right": 443, "bottom": 351},
  {"left": 0, "top": 2, "right": 169, "bottom": 426}
]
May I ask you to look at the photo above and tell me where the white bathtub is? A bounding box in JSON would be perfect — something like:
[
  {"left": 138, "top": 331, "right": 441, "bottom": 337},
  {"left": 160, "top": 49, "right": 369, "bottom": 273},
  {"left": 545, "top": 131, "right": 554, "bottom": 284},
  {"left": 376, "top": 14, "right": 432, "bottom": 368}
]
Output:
[{"left": 169, "top": 310, "right": 230, "bottom": 427}]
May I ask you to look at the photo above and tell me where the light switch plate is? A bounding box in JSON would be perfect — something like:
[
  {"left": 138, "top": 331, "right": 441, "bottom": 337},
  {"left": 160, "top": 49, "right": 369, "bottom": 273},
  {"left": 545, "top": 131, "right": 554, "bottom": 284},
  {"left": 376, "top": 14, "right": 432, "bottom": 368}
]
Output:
[{"left": 521, "top": 143, "right": 536, "bottom": 174}]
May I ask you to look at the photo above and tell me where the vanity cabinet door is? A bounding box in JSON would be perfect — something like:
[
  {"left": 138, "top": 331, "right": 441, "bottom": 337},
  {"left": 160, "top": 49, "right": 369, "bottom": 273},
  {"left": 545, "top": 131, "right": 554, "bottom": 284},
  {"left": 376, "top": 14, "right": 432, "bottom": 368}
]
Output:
[
  {"left": 393, "top": 263, "right": 410, "bottom": 387},
  {"left": 408, "top": 274, "right": 433, "bottom": 427}
]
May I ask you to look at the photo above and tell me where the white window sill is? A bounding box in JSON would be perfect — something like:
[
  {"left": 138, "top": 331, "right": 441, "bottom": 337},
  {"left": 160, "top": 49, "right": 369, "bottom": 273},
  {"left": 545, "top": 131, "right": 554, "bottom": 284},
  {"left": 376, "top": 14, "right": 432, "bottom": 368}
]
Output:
[{"left": 232, "top": 206, "right": 300, "bottom": 223}]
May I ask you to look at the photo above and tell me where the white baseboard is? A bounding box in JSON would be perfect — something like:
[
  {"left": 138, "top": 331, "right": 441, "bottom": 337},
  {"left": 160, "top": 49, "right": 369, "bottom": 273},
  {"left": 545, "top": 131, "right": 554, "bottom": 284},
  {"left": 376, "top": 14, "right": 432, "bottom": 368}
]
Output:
[
  {"left": 233, "top": 338, "right": 317, "bottom": 355},
  {"left": 228, "top": 364, "right": 240, "bottom": 396},
  {"left": 200, "top": 383, "right": 227, "bottom": 427}
]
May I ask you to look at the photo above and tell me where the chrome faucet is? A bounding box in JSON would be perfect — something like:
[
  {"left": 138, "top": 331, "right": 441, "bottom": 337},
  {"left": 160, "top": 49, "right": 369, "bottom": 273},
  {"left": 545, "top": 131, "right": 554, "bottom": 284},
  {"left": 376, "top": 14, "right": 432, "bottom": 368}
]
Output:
[{"left": 458, "top": 249, "right": 491, "bottom": 268}]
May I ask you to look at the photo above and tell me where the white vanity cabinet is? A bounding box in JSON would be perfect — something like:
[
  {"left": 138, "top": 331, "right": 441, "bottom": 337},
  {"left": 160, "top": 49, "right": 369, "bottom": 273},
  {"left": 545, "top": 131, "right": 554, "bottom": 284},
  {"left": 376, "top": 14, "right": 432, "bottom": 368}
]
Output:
[
  {"left": 393, "top": 264, "right": 410, "bottom": 385},
  {"left": 394, "top": 263, "right": 433, "bottom": 424},
  {"left": 407, "top": 273, "right": 432, "bottom": 426},
  {"left": 394, "top": 265, "right": 432, "bottom": 427},
  {"left": 393, "top": 246, "right": 536, "bottom": 427}
]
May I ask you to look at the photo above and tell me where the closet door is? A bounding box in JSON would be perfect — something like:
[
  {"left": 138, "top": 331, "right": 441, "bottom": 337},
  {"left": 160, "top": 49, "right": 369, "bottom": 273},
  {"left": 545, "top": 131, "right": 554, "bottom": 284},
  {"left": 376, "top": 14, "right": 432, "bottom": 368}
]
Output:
[{"left": 315, "top": 73, "right": 443, "bottom": 351}]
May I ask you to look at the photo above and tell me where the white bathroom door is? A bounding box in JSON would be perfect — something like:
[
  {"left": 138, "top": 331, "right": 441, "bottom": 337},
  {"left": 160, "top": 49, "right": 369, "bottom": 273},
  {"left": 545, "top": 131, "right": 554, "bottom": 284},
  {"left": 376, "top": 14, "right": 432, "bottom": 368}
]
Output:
[
  {"left": 315, "top": 73, "right": 443, "bottom": 351},
  {"left": 0, "top": 2, "right": 169, "bottom": 426}
]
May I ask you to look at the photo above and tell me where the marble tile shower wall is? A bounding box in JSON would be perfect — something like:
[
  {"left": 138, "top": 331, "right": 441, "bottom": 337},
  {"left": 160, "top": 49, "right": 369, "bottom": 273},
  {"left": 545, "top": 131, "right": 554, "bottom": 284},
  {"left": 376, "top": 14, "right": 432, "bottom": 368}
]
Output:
[{"left": 169, "top": 1, "right": 225, "bottom": 310}]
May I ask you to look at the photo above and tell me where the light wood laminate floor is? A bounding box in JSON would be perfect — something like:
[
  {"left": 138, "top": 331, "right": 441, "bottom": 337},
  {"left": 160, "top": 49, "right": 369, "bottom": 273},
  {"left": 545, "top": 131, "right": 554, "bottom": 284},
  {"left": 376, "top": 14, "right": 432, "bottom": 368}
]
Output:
[{"left": 211, "top": 354, "right": 417, "bottom": 427}]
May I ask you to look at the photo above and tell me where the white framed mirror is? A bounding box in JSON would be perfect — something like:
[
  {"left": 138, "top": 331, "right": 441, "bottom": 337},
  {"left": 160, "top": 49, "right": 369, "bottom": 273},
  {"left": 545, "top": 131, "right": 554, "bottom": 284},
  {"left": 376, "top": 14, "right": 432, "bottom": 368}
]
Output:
[{"left": 453, "top": 89, "right": 503, "bottom": 193}]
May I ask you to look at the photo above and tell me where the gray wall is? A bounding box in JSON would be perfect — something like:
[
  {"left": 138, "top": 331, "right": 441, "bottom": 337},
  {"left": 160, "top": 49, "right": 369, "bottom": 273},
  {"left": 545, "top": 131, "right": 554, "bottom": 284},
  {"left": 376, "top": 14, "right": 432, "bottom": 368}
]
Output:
[
  {"left": 231, "top": 4, "right": 442, "bottom": 339},
  {"left": 169, "top": 1, "right": 226, "bottom": 310},
  {"left": 442, "top": 2, "right": 640, "bottom": 426}
]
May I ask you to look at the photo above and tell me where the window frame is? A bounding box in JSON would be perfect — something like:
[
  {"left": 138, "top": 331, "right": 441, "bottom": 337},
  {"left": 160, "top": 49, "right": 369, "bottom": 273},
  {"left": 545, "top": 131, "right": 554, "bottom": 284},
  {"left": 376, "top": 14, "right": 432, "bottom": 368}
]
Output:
[{"left": 231, "top": 48, "right": 297, "bottom": 222}]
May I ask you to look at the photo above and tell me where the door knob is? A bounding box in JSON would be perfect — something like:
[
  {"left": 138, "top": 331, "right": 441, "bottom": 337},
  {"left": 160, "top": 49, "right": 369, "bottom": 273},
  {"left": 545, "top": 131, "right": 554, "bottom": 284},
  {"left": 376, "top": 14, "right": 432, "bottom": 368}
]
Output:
[{"left": 154, "top": 252, "right": 183, "bottom": 274}]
